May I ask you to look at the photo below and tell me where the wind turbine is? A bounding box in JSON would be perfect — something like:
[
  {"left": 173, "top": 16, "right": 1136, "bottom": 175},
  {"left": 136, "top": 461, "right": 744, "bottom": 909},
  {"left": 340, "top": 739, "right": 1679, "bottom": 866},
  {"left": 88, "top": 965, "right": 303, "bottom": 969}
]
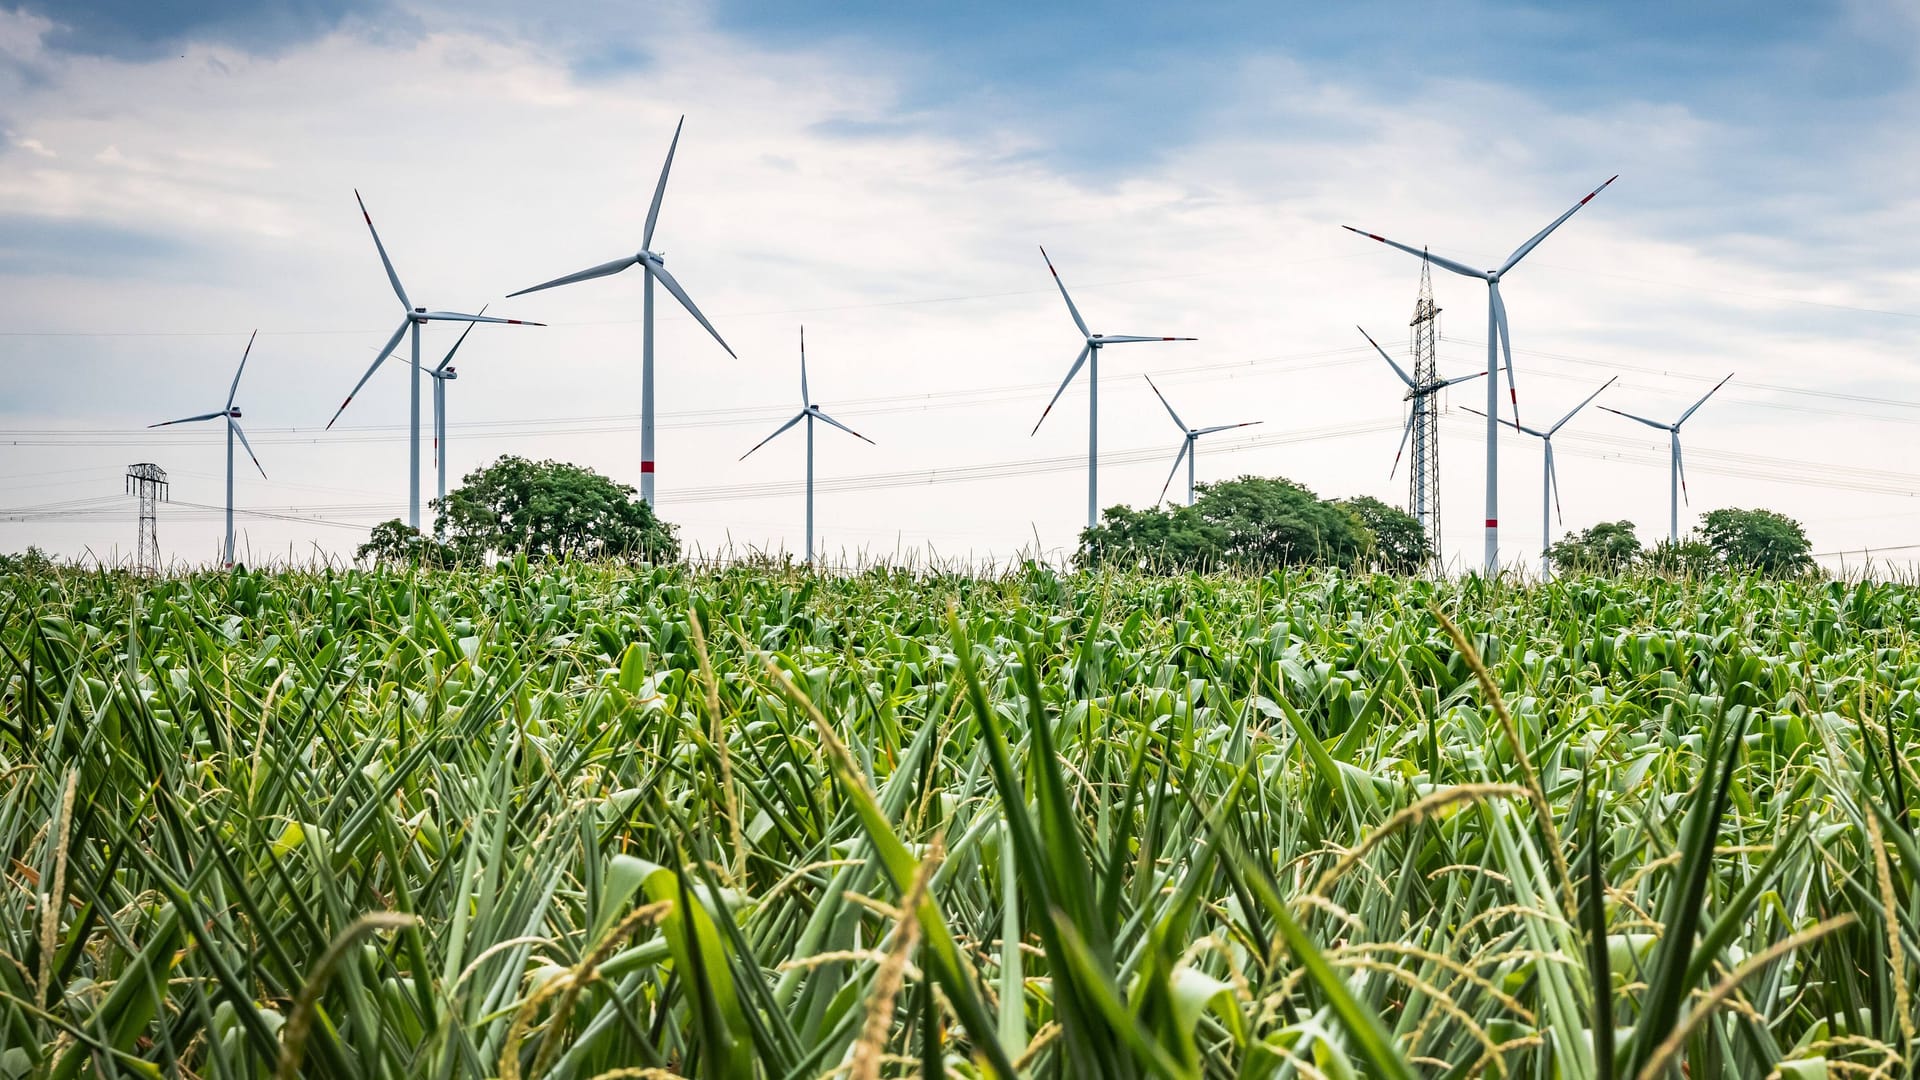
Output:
[
  {"left": 509, "top": 116, "right": 736, "bottom": 507},
  {"left": 426, "top": 305, "right": 486, "bottom": 510},
  {"left": 1358, "top": 324, "right": 1485, "bottom": 485},
  {"left": 1031, "top": 246, "right": 1196, "bottom": 529},
  {"left": 329, "top": 192, "right": 542, "bottom": 531},
  {"left": 1142, "top": 375, "right": 1259, "bottom": 506},
  {"left": 739, "top": 327, "right": 873, "bottom": 565},
  {"left": 151, "top": 330, "right": 266, "bottom": 568},
  {"left": 1599, "top": 373, "right": 1734, "bottom": 544},
  {"left": 1344, "top": 175, "right": 1618, "bottom": 573},
  {"left": 1465, "top": 376, "right": 1616, "bottom": 577}
]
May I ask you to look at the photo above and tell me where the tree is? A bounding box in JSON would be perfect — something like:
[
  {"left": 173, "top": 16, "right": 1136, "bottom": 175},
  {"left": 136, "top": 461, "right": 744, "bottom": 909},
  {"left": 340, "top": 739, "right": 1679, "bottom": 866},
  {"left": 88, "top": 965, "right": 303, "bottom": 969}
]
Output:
[
  {"left": 1696, "top": 507, "right": 1815, "bottom": 577},
  {"left": 1643, "top": 537, "right": 1720, "bottom": 578},
  {"left": 357, "top": 519, "right": 442, "bottom": 566},
  {"left": 435, "top": 456, "right": 680, "bottom": 563},
  {"left": 1546, "top": 520, "right": 1643, "bottom": 574},
  {"left": 1199, "top": 476, "right": 1370, "bottom": 569},
  {"left": 1077, "top": 475, "right": 1370, "bottom": 572},
  {"left": 1077, "top": 503, "right": 1228, "bottom": 571},
  {"left": 1339, "top": 495, "right": 1429, "bottom": 573},
  {"left": 0, "top": 546, "right": 55, "bottom": 575}
]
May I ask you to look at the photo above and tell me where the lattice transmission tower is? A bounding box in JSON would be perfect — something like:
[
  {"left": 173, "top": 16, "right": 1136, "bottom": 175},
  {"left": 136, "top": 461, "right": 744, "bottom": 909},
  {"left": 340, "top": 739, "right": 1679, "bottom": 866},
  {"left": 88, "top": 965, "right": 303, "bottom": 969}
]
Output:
[
  {"left": 126, "top": 463, "right": 168, "bottom": 575},
  {"left": 1408, "top": 254, "right": 1443, "bottom": 562}
]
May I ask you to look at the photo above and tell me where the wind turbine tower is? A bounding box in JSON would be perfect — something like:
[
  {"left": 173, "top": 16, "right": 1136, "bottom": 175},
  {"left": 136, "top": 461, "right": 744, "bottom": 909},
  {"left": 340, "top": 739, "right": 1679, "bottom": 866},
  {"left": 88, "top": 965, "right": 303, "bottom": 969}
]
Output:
[
  {"left": 1408, "top": 254, "right": 1443, "bottom": 560},
  {"left": 126, "top": 463, "right": 168, "bottom": 575}
]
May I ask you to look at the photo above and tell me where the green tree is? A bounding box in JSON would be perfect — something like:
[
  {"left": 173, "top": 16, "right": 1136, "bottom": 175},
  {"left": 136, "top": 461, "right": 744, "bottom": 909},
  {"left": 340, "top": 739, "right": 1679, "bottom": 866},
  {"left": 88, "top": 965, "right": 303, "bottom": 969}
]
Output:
[
  {"left": 1643, "top": 537, "right": 1720, "bottom": 578},
  {"left": 357, "top": 519, "right": 443, "bottom": 566},
  {"left": 1077, "top": 503, "right": 1228, "bottom": 571},
  {"left": 1696, "top": 507, "right": 1815, "bottom": 576},
  {"left": 1200, "top": 476, "right": 1370, "bottom": 569},
  {"left": 1077, "top": 475, "right": 1370, "bottom": 572},
  {"left": 435, "top": 456, "right": 680, "bottom": 563},
  {"left": 1547, "top": 520, "right": 1643, "bottom": 574},
  {"left": 0, "top": 546, "right": 55, "bottom": 575},
  {"left": 1339, "top": 495, "right": 1429, "bottom": 573}
]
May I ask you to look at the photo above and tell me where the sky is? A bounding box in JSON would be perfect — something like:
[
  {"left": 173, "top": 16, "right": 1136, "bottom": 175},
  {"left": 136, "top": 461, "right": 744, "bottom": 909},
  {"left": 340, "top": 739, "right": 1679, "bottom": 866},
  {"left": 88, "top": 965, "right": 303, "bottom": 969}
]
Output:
[{"left": 3, "top": 0, "right": 1919, "bottom": 573}]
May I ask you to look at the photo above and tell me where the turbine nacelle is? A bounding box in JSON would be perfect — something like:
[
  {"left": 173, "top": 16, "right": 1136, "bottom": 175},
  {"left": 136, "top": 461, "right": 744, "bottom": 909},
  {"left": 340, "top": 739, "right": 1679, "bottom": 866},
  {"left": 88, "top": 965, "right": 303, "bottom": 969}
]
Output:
[{"left": 228, "top": 407, "right": 242, "bottom": 419}]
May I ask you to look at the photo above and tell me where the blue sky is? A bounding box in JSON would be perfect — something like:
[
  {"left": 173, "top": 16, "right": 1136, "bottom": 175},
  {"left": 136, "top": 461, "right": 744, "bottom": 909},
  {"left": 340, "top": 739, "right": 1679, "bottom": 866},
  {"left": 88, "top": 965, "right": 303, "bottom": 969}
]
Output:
[{"left": 1, "top": 0, "right": 1918, "bottom": 569}]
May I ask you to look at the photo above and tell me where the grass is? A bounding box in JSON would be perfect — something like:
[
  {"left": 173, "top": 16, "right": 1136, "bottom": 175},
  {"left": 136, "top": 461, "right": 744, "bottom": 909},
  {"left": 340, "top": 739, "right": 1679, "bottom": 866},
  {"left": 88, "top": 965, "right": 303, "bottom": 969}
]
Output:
[{"left": 0, "top": 559, "right": 1914, "bottom": 1078}]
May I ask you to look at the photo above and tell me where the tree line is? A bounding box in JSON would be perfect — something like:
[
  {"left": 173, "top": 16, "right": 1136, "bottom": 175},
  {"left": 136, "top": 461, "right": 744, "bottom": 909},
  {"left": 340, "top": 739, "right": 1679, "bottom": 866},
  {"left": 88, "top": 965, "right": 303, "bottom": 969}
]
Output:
[
  {"left": 355, "top": 457, "right": 1817, "bottom": 578},
  {"left": 1077, "top": 478, "right": 1817, "bottom": 577}
]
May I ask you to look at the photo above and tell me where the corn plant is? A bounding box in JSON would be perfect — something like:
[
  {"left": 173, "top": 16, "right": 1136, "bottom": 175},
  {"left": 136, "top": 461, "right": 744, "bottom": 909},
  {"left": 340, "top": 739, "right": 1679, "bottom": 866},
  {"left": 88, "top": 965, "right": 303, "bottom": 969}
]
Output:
[{"left": 1, "top": 561, "right": 1914, "bottom": 1078}]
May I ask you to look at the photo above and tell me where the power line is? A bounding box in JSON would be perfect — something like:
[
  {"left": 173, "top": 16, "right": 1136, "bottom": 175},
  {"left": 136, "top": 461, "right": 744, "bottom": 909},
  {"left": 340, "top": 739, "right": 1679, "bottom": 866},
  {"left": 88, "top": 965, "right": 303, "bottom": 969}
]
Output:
[
  {"left": 0, "top": 345, "right": 1381, "bottom": 447},
  {"left": 0, "top": 418, "right": 1403, "bottom": 528},
  {"left": 12, "top": 327, "right": 1920, "bottom": 454},
  {"left": 0, "top": 257, "right": 1352, "bottom": 339},
  {"left": 1449, "top": 415, "right": 1920, "bottom": 499},
  {"left": 1442, "top": 334, "right": 1920, "bottom": 413},
  {"left": 6, "top": 249, "right": 1917, "bottom": 339},
  {"left": 1814, "top": 543, "right": 1920, "bottom": 558}
]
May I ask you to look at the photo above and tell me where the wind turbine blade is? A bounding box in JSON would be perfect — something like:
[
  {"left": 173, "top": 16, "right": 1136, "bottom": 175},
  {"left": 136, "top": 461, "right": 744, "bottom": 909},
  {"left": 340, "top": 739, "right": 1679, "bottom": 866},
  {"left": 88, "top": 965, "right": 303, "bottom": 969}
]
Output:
[
  {"left": 329, "top": 317, "right": 411, "bottom": 430},
  {"left": 1460, "top": 405, "right": 1535, "bottom": 436},
  {"left": 149, "top": 410, "right": 226, "bottom": 428},
  {"left": 507, "top": 255, "right": 639, "bottom": 298},
  {"left": 1038, "top": 246, "right": 1091, "bottom": 338},
  {"left": 799, "top": 326, "right": 809, "bottom": 405},
  {"left": 1677, "top": 440, "right": 1691, "bottom": 506},
  {"left": 1030, "top": 343, "right": 1092, "bottom": 436},
  {"left": 1679, "top": 372, "right": 1735, "bottom": 424},
  {"left": 436, "top": 304, "right": 486, "bottom": 374},
  {"left": 1491, "top": 285, "right": 1521, "bottom": 427},
  {"left": 1143, "top": 374, "right": 1185, "bottom": 430},
  {"left": 1498, "top": 175, "right": 1619, "bottom": 276},
  {"left": 648, "top": 261, "right": 737, "bottom": 358},
  {"left": 813, "top": 409, "right": 874, "bottom": 444},
  {"left": 739, "top": 411, "right": 807, "bottom": 460},
  {"left": 1094, "top": 335, "right": 1197, "bottom": 344},
  {"left": 1436, "top": 371, "right": 1488, "bottom": 390},
  {"left": 1547, "top": 444, "right": 1564, "bottom": 525},
  {"left": 229, "top": 419, "right": 267, "bottom": 480},
  {"left": 1358, "top": 324, "right": 1417, "bottom": 388},
  {"left": 1341, "top": 227, "right": 1483, "bottom": 278},
  {"left": 227, "top": 329, "right": 257, "bottom": 409},
  {"left": 1158, "top": 439, "right": 1191, "bottom": 505},
  {"left": 354, "top": 190, "right": 411, "bottom": 311},
  {"left": 1389, "top": 410, "right": 1415, "bottom": 479},
  {"left": 1195, "top": 421, "right": 1261, "bottom": 435},
  {"left": 1597, "top": 405, "right": 1671, "bottom": 432},
  {"left": 419, "top": 311, "right": 544, "bottom": 325},
  {"left": 644, "top": 115, "right": 684, "bottom": 251},
  {"left": 1548, "top": 375, "right": 1619, "bottom": 435}
]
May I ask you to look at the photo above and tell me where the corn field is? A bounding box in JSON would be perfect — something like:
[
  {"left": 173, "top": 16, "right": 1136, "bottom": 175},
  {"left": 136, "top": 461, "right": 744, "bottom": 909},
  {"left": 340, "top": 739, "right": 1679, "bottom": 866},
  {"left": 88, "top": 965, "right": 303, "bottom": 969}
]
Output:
[{"left": 2, "top": 561, "right": 1915, "bottom": 1078}]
